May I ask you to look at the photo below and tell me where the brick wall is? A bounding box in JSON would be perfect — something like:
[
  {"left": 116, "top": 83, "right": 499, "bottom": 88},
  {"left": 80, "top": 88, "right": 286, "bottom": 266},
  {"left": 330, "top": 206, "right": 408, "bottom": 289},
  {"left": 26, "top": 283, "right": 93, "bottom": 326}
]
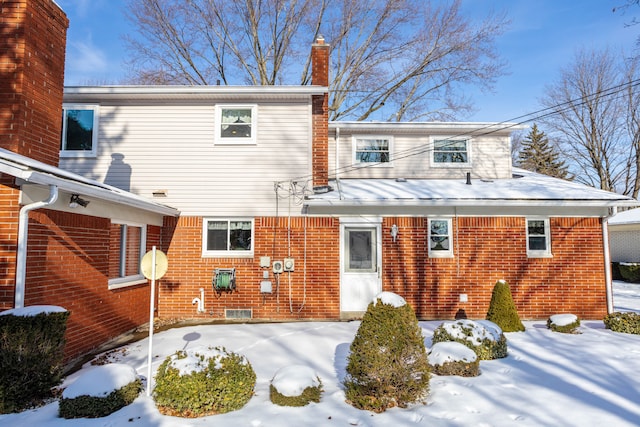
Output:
[
  {"left": 382, "top": 216, "right": 607, "bottom": 320},
  {"left": 159, "top": 215, "right": 607, "bottom": 322},
  {"left": 0, "top": 178, "right": 21, "bottom": 309},
  {"left": 24, "top": 210, "right": 161, "bottom": 360},
  {"left": 0, "top": 0, "right": 68, "bottom": 165},
  {"left": 311, "top": 38, "right": 329, "bottom": 189},
  {"left": 158, "top": 216, "right": 341, "bottom": 320}
]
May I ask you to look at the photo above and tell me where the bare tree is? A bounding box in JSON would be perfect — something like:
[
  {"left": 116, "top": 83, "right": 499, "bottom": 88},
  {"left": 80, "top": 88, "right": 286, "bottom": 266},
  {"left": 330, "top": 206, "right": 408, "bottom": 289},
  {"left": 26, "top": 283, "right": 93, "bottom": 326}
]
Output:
[
  {"left": 124, "top": 0, "right": 508, "bottom": 121},
  {"left": 540, "top": 48, "right": 640, "bottom": 195}
]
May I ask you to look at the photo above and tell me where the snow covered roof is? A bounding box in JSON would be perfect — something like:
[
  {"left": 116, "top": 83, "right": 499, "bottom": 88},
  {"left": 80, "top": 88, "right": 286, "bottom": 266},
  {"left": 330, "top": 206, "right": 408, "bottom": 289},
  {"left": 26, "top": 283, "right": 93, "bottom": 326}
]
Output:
[
  {"left": 609, "top": 207, "right": 640, "bottom": 225},
  {"left": 0, "top": 147, "right": 180, "bottom": 217},
  {"left": 304, "top": 168, "right": 639, "bottom": 214}
]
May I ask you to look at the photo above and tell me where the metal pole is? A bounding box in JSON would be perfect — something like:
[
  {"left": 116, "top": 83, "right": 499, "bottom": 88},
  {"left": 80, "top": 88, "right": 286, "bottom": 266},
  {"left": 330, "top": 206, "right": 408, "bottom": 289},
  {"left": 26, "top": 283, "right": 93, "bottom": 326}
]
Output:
[{"left": 146, "top": 246, "right": 157, "bottom": 396}]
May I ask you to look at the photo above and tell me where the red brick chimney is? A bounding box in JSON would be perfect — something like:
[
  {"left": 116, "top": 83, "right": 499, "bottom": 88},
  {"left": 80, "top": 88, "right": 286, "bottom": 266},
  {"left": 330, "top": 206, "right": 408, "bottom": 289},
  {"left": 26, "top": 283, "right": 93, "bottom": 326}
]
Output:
[
  {"left": 0, "top": 0, "right": 69, "bottom": 166},
  {"left": 311, "top": 36, "right": 330, "bottom": 192}
]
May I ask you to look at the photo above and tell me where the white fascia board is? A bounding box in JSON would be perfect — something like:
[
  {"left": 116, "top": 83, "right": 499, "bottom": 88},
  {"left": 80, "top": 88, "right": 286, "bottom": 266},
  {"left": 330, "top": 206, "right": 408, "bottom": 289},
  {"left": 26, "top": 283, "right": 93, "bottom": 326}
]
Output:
[
  {"left": 303, "top": 198, "right": 639, "bottom": 209},
  {"left": 19, "top": 171, "right": 180, "bottom": 217},
  {"left": 329, "top": 121, "right": 528, "bottom": 133}
]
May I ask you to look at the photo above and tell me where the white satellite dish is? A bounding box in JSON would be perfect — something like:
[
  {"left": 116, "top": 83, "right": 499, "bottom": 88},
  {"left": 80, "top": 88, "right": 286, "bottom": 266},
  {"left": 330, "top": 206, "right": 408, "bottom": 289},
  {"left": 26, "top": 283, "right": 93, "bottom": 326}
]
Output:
[{"left": 141, "top": 249, "right": 168, "bottom": 280}]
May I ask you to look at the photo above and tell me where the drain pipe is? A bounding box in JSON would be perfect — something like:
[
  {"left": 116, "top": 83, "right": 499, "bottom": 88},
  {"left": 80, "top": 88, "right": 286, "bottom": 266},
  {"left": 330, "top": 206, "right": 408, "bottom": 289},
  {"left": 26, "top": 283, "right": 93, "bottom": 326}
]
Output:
[
  {"left": 603, "top": 207, "right": 617, "bottom": 314},
  {"left": 15, "top": 185, "right": 58, "bottom": 308}
]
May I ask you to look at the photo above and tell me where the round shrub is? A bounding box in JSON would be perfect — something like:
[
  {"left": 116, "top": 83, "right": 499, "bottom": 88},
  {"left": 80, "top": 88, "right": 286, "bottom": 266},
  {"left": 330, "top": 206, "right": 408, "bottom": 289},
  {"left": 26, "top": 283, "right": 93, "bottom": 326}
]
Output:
[
  {"left": 486, "top": 280, "right": 525, "bottom": 332},
  {"left": 547, "top": 313, "right": 580, "bottom": 334},
  {"left": 428, "top": 342, "right": 480, "bottom": 377},
  {"left": 619, "top": 263, "right": 640, "bottom": 283},
  {"left": 604, "top": 311, "right": 640, "bottom": 335},
  {"left": 343, "top": 292, "right": 430, "bottom": 413},
  {"left": 153, "top": 346, "right": 256, "bottom": 417},
  {"left": 59, "top": 364, "right": 141, "bottom": 419},
  {"left": 432, "top": 319, "right": 508, "bottom": 360},
  {"left": 270, "top": 365, "right": 322, "bottom": 407}
]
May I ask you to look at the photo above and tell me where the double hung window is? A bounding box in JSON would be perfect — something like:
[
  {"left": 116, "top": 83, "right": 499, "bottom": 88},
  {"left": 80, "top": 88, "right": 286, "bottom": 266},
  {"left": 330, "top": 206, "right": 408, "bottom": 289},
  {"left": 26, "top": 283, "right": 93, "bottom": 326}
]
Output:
[
  {"left": 428, "top": 218, "right": 453, "bottom": 258},
  {"left": 526, "top": 218, "right": 551, "bottom": 257},
  {"left": 203, "top": 218, "right": 253, "bottom": 257},
  {"left": 108, "top": 222, "right": 147, "bottom": 289},
  {"left": 432, "top": 139, "right": 469, "bottom": 165},
  {"left": 353, "top": 136, "right": 392, "bottom": 165},
  {"left": 216, "top": 105, "right": 257, "bottom": 144}
]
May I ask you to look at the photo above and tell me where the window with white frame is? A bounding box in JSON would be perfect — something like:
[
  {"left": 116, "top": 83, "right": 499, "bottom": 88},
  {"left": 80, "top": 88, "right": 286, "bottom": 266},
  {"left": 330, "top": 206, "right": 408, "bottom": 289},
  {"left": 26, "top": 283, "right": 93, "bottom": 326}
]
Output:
[
  {"left": 353, "top": 136, "right": 392, "bottom": 165},
  {"left": 526, "top": 218, "right": 551, "bottom": 257},
  {"left": 432, "top": 139, "right": 469, "bottom": 165},
  {"left": 216, "top": 105, "right": 257, "bottom": 144},
  {"left": 60, "top": 105, "right": 99, "bottom": 157},
  {"left": 428, "top": 218, "right": 453, "bottom": 258},
  {"left": 108, "top": 222, "right": 147, "bottom": 289},
  {"left": 203, "top": 218, "right": 253, "bottom": 257}
]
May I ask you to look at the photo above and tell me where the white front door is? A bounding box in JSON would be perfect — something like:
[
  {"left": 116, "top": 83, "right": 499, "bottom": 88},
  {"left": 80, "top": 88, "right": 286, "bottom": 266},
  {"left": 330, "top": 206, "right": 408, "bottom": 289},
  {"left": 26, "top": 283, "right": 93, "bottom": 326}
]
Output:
[{"left": 340, "top": 221, "right": 382, "bottom": 313}]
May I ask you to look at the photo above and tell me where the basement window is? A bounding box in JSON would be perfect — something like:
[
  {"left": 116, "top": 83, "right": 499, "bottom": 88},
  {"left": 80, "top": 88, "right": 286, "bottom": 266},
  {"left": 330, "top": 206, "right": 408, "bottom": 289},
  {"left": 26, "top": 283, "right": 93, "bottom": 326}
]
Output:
[{"left": 60, "top": 104, "right": 99, "bottom": 157}]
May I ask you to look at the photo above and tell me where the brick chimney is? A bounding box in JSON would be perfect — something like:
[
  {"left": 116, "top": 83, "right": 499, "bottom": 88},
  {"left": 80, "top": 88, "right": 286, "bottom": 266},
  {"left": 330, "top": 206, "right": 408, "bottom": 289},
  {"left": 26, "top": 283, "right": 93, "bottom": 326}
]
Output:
[
  {"left": 311, "top": 36, "right": 330, "bottom": 192},
  {"left": 0, "top": 0, "right": 69, "bottom": 166}
]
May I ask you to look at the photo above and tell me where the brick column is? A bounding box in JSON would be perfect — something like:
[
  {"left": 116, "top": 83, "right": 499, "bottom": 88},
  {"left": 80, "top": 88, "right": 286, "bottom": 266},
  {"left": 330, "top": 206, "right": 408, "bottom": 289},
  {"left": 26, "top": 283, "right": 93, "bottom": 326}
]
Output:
[{"left": 311, "top": 37, "right": 330, "bottom": 191}]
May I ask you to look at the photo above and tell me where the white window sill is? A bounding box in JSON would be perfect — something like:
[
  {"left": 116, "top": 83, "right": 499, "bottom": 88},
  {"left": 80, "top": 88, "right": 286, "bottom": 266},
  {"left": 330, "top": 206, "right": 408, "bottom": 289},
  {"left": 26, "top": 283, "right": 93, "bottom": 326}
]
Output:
[{"left": 108, "top": 276, "right": 148, "bottom": 290}]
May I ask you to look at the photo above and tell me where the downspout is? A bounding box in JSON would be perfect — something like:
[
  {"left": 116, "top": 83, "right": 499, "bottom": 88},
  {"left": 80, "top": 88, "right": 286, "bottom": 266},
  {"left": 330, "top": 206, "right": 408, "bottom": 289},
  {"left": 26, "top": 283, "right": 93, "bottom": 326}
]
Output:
[
  {"left": 602, "top": 207, "right": 617, "bottom": 314},
  {"left": 15, "top": 185, "right": 58, "bottom": 308}
]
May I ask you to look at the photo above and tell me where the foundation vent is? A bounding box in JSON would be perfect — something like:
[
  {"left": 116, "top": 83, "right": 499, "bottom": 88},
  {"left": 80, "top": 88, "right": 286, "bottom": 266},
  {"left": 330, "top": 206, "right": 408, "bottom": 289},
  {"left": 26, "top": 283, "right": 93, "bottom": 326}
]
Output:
[{"left": 225, "top": 309, "right": 252, "bottom": 320}]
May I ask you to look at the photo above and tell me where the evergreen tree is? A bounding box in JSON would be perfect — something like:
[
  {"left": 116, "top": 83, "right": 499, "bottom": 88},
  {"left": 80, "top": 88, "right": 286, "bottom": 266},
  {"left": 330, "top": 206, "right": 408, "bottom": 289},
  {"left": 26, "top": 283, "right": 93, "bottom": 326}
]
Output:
[{"left": 517, "top": 124, "right": 571, "bottom": 179}]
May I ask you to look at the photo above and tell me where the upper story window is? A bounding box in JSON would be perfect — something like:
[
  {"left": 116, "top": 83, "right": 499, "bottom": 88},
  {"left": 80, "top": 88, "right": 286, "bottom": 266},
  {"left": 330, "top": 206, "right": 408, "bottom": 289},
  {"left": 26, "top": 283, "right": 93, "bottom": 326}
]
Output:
[
  {"left": 428, "top": 218, "right": 454, "bottom": 258},
  {"left": 60, "top": 105, "right": 99, "bottom": 157},
  {"left": 108, "top": 221, "right": 147, "bottom": 289},
  {"left": 216, "top": 105, "right": 257, "bottom": 144},
  {"left": 432, "top": 139, "right": 469, "bottom": 166},
  {"left": 203, "top": 218, "right": 253, "bottom": 257},
  {"left": 526, "top": 218, "right": 552, "bottom": 258},
  {"left": 353, "top": 136, "right": 392, "bottom": 165}
]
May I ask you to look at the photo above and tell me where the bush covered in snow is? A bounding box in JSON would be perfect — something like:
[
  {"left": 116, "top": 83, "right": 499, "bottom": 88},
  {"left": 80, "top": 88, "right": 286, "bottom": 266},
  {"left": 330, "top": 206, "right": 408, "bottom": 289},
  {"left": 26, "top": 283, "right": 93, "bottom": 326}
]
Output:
[
  {"left": 428, "top": 341, "right": 480, "bottom": 377},
  {"left": 0, "top": 306, "right": 69, "bottom": 413},
  {"left": 59, "top": 364, "right": 141, "bottom": 419},
  {"left": 343, "top": 292, "right": 430, "bottom": 413},
  {"left": 153, "top": 346, "right": 256, "bottom": 417},
  {"left": 270, "top": 365, "right": 323, "bottom": 407},
  {"left": 486, "top": 280, "right": 525, "bottom": 332},
  {"left": 547, "top": 314, "right": 581, "bottom": 334},
  {"left": 432, "top": 319, "right": 508, "bottom": 360},
  {"left": 604, "top": 311, "right": 640, "bottom": 335}
]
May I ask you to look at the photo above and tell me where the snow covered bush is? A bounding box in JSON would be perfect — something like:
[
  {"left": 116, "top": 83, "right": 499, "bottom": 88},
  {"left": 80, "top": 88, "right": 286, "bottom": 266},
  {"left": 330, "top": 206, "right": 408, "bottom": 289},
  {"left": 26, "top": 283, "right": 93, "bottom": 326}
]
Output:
[
  {"left": 153, "top": 346, "right": 256, "bottom": 417},
  {"left": 604, "top": 311, "right": 640, "bottom": 335},
  {"left": 428, "top": 341, "right": 480, "bottom": 377},
  {"left": 432, "top": 319, "right": 508, "bottom": 360},
  {"left": 486, "top": 280, "right": 525, "bottom": 332},
  {"left": 0, "top": 306, "right": 69, "bottom": 413},
  {"left": 59, "top": 364, "right": 141, "bottom": 419},
  {"left": 547, "top": 314, "right": 581, "bottom": 333},
  {"left": 270, "top": 365, "right": 323, "bottom": 407},
  {"left": 343, "top": 292, "right": 430, "bottom": 413}
]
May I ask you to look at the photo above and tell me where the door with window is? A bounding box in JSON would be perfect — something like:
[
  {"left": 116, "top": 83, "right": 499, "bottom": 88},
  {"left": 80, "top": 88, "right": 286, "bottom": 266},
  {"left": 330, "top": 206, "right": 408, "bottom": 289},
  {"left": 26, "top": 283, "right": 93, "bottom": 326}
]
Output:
[{"left": 340, "top": 221, "right": 382, "bottom": 313}]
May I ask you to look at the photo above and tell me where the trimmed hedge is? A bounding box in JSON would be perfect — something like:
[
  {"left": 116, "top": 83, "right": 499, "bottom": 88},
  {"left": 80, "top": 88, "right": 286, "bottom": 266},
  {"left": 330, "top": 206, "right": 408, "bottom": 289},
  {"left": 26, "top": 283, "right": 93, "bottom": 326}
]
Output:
[
  {"left": 59, "top": 379, "right": 141, "bottom": 418},
  {"left": 604, "top": 311, "right": 640, "bottom": 335},
  {"left": 432, "top": 319, "right": 508, "bottom": 360},
  {"left": 619, "top": 263, "right": 640, "bottom": 283},
  {"left": 153, "top": 346, "right": 256, "bottom": 417},
  {"left": 0, "top": 307, "right": 69, "bottom": 413},
  {"left": 344, "top": 293, "right": 430, "bottom": 413},
  {"left": 428, "top": 342, "right": 480, "bottom": 377},
  {"left": 547, "top": 314, "right": 581, "bottom": 334},
  {"left": 486, "top": 280, "right": 525, "bottom": 332}
]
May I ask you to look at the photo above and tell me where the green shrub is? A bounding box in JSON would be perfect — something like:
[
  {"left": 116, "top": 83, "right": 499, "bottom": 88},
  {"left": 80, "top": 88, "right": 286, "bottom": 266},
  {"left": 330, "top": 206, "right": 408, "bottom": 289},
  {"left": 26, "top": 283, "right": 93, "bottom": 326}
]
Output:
[
  {"left": 432, "top": 319, "right": 508, "bottom": 360},
  {"left": 270, "top": 366, "right": 322, "bottom": 407},
  {"left": 343, "top": 292, "right": 430, "bottom": 413},
  {"left": 428, "top": 342, "right": 480, "bottom": 377},
  {"left": 153, "top": 346, "right": 256, "bottom": 417},
  {"left": 0, "top": 306, "right": 69, "bottom": 413},
  {"left": 547, "top": 314, "right": 581, "bottom": 333},
  {"left": 59, "top": 363, "right": 141, "bottom": 418},
  {"left": 604, "top": 311, "right": 640, "bottom": 335},
  {"left": 486, "top": 280, "right": 525, "bottom": 332},
  {"left": 619, "top": 263, "right": 640, "bottom": 283},
  {"left": 611, "top": 262, "right": 624, "bottom": 281}
]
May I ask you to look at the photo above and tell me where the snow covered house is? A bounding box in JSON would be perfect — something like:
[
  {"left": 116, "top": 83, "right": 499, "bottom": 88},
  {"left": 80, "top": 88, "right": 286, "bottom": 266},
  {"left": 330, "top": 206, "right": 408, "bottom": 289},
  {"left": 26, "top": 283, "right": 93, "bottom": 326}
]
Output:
[
  {"left": 2, "top": 0, "right": 639, "bottom": 364},
  {"left": 59, "top": 38, "right": 639, "bottom": 325}
]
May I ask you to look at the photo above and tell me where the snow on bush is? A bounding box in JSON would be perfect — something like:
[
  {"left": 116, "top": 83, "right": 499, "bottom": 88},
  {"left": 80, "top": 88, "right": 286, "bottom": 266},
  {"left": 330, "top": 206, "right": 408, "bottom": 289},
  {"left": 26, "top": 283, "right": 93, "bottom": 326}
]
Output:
[
  {"left": 270, "top": 365, "right": 323, "bottom": 407},
  {"left": 432, "top": 319, "right": 508, "bottom": 360},
  {"left": 428, "top": 342, "right": 480, "bottom": 377},
  {"left": 372, "top": 291, "right": 407, "bottom": 308},
  {"left": 547, "top": 314, "right": 581, "bottom": 333}
]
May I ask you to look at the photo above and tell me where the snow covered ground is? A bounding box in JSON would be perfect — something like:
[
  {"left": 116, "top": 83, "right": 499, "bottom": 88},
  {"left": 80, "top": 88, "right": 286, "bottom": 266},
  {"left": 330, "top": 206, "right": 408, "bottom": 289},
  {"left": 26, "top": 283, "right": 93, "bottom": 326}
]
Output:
[{"left": 2, "top": 281, "right": 640, "bottom": 427}]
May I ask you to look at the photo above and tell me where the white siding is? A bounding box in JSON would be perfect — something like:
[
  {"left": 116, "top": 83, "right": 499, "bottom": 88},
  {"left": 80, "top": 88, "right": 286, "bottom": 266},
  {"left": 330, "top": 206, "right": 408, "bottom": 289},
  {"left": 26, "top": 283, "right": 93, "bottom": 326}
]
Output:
[
  {"left": 329, "top": 131, "right": 512, "bottom": 180},
  {"left": 60, "top": 101, "right": 312, "bottom": 216},
  {"left": 610, "top": 229, "right": 640, "bottom": 262}
]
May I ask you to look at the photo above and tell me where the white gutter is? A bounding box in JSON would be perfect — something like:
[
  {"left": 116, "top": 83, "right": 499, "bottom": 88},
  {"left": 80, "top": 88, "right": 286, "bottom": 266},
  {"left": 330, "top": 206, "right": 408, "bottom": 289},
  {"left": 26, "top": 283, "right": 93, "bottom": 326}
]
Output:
[
  {"left": 603, "top": 207, "right": 617, "bottom": 314},
  {"left": 15, "top": 185, "right": 58, "bottom": 308}
]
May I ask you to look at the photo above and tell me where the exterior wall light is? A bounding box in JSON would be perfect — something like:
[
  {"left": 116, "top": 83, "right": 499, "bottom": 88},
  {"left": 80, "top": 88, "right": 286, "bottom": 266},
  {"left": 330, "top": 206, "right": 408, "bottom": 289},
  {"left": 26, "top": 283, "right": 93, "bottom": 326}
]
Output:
[
  {"left": 69, "top": 194, "right": 89, "bottom": 208},
  {"left": 391, "top": 224, "right": 399, "bottom": 242}
]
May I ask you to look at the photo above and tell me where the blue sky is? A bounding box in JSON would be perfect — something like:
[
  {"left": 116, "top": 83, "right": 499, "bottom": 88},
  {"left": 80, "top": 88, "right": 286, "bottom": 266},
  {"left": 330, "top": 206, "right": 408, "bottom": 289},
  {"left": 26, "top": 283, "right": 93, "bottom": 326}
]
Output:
[{"left": 56, "top": 0, "right": 637, "bottom": 122}]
